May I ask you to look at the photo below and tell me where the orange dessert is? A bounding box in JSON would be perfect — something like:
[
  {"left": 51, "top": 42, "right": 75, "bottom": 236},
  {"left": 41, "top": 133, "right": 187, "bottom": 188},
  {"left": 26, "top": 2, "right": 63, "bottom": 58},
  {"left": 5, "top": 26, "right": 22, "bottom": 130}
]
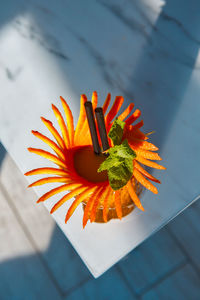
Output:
[{"left": 25, "top": 92, "right": 165, "bottom": 227}]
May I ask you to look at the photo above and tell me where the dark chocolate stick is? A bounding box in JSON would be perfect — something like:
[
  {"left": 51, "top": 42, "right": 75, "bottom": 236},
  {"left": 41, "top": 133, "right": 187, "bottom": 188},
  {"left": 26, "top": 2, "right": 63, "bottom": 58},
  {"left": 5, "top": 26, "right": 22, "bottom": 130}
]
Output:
[
  {"left": 95, "top": 107, "right": 109, "bottom": 152},
  {"left": 84, "top": 101, "right": 101, "bottom": 154}
]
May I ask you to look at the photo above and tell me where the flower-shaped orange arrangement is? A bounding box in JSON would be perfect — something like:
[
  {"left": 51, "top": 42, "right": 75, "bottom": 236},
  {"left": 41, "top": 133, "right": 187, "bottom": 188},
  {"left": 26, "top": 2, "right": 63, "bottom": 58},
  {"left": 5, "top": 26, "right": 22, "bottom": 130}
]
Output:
[{"left": 25, "top": 92, "right": 165, "bottom": 228}]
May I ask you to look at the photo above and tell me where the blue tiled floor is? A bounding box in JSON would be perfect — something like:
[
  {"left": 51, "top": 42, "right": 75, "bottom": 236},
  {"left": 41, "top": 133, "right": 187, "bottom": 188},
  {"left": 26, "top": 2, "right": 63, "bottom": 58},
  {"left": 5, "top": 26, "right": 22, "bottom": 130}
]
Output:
[
  {"left": 66, "top": 267, "right": 135, "bottom": 300},
  {"left": 118, "top": 228, "right": 186, "bottom": 295},
  {"left": 143, "top": 265, "right": 200, "bottom": 300}
]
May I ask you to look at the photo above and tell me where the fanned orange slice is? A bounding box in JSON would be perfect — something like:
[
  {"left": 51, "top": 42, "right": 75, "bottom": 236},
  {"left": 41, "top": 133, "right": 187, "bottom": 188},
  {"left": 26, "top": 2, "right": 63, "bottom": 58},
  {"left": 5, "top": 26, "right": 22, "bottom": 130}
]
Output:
[
  {"left": 28, "top": 176, "right": 71, "bottom": 187},
  {"left": 134, "top": 161, "right": 161, "bottom": 183},
  {"left": 136, "top": 156, "right": 166, "bottom": 170},
  {"left": 65, "top": 186, "right": 97, "bottom": 223},
  {"left": 32, "top": 130, "right": 65, "bottom": 160},
  {"left": 60, "top": 96, "right": 74, "bottom": 147},
  {"left": 37, "top": 183, "right": 81, "bottom": 203},
  {"left": 105, "top": 96, "right": 124, "bottom": 125},
  {"left": 133, "top": 149, "right": 162, "bottom": 161},
  {"left": 25, "top": 167, "right": 69, "bottom": 176},
  {"left": 50, "top": 185, "right": 87, "bottom": 214},
  {"left": 133, "top": 169, "right": 158, "bottom": 194},
  {"left": 129, "top": 138, "right": 158, "bottom": 151},
  {"left": 127, "top": 181, "right": 144, "bottom": 211},
  {"left": 52, "top": 104, "right": 70, "bottom": 148},
  {"left": 74, "top": 94, "right": 87, "bottom": 143},
  {"left": 125, "top": 109, "right": 141, "bottom": 125},
  {"left": 28, "top": 148, "right": 66, "bottom": 169},
  {"left": 102, "top": 93, "right": 111, "bottom": 114},
  {"left": 90, "top": 187, "right": 107, "bottom": 223},
  {"left": 83, "top": 194, "right": 96, "bottom": 228},
  {"left": 118, "top": 103, "right": 134, "bottom": 121},
  {"left": 41, "top": 117, "right": 65, "bottom": 149}
]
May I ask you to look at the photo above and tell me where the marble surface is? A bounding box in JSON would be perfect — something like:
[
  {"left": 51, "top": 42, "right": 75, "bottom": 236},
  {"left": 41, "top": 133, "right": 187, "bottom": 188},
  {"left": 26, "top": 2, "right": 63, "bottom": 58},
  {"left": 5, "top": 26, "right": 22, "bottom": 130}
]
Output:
[{"left": 0, "top": 0, "right": 200, "bottom": 277}]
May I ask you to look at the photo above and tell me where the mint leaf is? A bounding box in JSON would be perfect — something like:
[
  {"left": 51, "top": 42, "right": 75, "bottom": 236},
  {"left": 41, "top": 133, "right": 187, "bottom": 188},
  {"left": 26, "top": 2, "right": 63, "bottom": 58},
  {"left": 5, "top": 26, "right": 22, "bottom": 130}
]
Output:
[
  {"left": 108, "top": 140, "right": 136, "bottom": 160},
  {"left": 108, "top": 118, "right": 125, "bottom": 145},
  {"left": 98, "top": 139, "right": 137, "bottom": 190},
  {"left": 108, "top": 162, "right": 132, "bottom": 190},
  {"left": 98, "top": 156, "right": 122, "bottom": 172}
]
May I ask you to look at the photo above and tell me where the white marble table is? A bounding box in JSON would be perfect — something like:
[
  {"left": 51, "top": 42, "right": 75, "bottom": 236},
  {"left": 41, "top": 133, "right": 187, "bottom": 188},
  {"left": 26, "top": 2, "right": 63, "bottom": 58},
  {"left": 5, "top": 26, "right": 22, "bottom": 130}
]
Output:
[{"left": 0, "top": 0, "right": 200, "bottom": 277}]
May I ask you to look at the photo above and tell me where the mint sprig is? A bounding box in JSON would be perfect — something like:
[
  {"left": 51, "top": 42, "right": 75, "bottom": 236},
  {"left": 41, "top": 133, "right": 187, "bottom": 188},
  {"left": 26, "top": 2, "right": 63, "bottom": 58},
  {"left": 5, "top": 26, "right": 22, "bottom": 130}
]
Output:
[
  {"left": 108, "top": 118, "right": 125, "bottom": 146},
  {"left": 98, "top": 118, "right": 136, "bottom": 190}
]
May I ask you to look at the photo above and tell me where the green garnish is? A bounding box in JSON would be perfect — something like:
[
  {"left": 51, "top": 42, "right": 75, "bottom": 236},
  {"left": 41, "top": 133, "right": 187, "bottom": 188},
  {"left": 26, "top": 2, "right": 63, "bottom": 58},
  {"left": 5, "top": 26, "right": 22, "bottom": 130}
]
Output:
[
  {"left": 108, "top": 118, "right": 125, "bottom": 146},
  {"left": 98, "top": 118, "right": 136, "bottom": 190}
]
